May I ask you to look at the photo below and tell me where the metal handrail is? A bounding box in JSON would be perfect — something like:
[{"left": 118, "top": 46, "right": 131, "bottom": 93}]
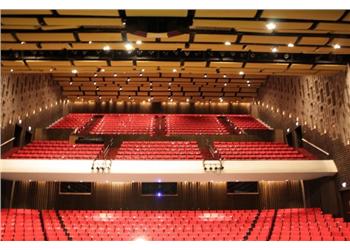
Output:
[
  {"left": 302, "top": 138, "right": 330, "bottom": 156},
  {"left": 0, "top": 137, "right": 15, "bottom": 147}
]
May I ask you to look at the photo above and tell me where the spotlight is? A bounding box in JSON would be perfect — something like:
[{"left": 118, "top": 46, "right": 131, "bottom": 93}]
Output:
[
  {"left": 224, "top": 41, "right": 231, "bottom": 46},
  {"left": 124, "top": 43, "right": 134, "bottom": 50},
  {"left": 271, "top": 47, "right": 278, "bottom": 53},
  {"left": 266, "top": 22, "right": 276, "bottom": 30},
  {"left": 103, "top": 45, "right": 111, "bottom": 51},
  {"left": 333, "top": 44, "right": 341, "bottom": 49},
  {"left": 288, "top": 43, "right": 294, "bottom": 48},
  {"left": 342, "top": 182, "right": 347, "bottom": 188},
  {"left": 71, "top": 69, "right": 78, "bottom": 74},
  {"left": 136, "top": 40, "right": 142, "bottom": 45}
]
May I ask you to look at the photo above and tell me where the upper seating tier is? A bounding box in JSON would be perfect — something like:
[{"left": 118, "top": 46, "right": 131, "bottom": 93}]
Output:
[
  {"left": 226, "top": 115, "right": 269, "bottom": 130},
  {"left": 48, "top": 113, "right": 94, "bottom": 129}
]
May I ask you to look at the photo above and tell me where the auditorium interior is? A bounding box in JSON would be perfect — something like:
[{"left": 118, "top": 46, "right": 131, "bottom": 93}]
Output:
[{"left": 1, "top": 9, "right": 350, "bottom": 241}]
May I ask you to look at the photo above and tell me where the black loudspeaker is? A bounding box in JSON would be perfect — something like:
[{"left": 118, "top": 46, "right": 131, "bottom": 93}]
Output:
[{"left": 294, "top": 126, "right": 303, "bottom": 147}]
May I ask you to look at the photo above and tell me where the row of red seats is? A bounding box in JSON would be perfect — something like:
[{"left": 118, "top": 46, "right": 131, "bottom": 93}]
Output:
[
  {"left": 165, "top": 115, "right": 229, "bottom": 135},
  {"left": 49, "top": 113, "right": 94, "bottom": 129},
  {"left": 90, "top": 114, "right": 155, "bottom": 135},
  {"left": 6, "top": 141, "right": 104, "bottom": 159},
  {"left": 226, "top": 115, "right": 268, "bottom": 130},
  {"left": 213, "top": 142, "right": 311, "bottom": 160},
  {"left": 114, "top": 141, "right": 204, "bottom": 160},
  {"left": 41, "top": 210, "right": 68, "bottom": 241}
]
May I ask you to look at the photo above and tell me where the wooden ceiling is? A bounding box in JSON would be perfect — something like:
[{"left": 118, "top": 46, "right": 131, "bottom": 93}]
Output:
[{"left": 1, "top": 9, "right": 349, "bottom": 103}]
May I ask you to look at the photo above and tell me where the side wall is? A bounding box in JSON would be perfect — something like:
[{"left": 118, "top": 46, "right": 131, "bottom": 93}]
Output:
[
  {"left": 1, "top": 180, "right": 303, "bottom": 211},
  {"left": 253, "top": 68, "right": 350, "bottom": 216},
  {"left": 1, "top": 73, "right": 65, "bottom": 153}
]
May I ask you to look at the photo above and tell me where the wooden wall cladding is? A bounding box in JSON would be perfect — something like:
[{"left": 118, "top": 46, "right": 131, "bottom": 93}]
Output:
[
  {"left": 258, "top": 68, "right": 350, "bottom": 145},
  {"left": 0, "top": 73, "right": 64, "bottom": 149},
  {"left": 2, "top": 180, "right": 303, "bottom": 210}
]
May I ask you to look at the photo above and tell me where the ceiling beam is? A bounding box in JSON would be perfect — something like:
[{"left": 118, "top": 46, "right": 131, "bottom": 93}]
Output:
[{"left": 2, "top": 49, "right": 350, "bottom": 65}]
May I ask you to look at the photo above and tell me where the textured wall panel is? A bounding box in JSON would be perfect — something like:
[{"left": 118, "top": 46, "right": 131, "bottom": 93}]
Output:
[{"left": 0, "top": 73, "right": 64, "bottom": 150}]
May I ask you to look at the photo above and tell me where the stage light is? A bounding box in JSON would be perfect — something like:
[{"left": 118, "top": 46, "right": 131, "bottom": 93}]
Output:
[
  {"left": 288, "top": 43, "right": 294, "bottom": 48},
  {"left": 20, "top": 41, "right": 26, "bottom": 45},
  {"left": 88, "top": 41, "right": 93, "bottom": 44},
  {"left": 113, "top": 73, "right": 117, "bottom": 77},
  {"left": 333, "top": 44, "right": 341, "bottom": 49},
  {"left": 223, "top": 74, "right": 227, "bottom": 78},
  {"left": 10, "top": 69, "right": 14, "bottom": 72},
  {"left": 136, "top": 40, "right": 142, "bottom": 45},
  {"left": 100, "top": 68, "right": 105, "bottom": 72},
  {"left": 204, "top": 74, "right": 208, "bottom": 78},
  {"left": 124, "top": 43, "right": 134, "bottom": 50},
  {"left": 28, "top": 126, "right": 32, "bottom": 131},
  {"left": 224, "top": 41, "right": 231, "bottom": 46},
  {"left": 103, "top": 45, "right": 111, "bottom": 51},
  {"left": 94, "top": 73, "right": 98, "bottom": 77},
  {"left": 172, "top": 68, "right": 177, "bottom": 72},
  {"left": 71, "top": 69, "right": 78, "bottom": 74},
  {"left": 141, "top": 68, "right": 145, "bottom": 72},
  {"left": 271, "top": 47, "right": 278, "bottom": 53},
  {"left": 93, "top": 82, "right": 96, "bottom": 85},
  {"left": 239, "top": 71, "right": 244, "bottom": 75},
  {"left": 342, "top": 182, "right": 347, "bottom": 188},
  {"left": 266, "top": 22, "right": 276, "bottom": 30},
  {"left": 156, "top": 192, "right": 162, "bottom": 197}
]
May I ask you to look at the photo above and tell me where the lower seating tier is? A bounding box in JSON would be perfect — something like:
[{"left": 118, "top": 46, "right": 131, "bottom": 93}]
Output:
[{"left": 1, "top": 208, "right": 349, "bottom": 241}]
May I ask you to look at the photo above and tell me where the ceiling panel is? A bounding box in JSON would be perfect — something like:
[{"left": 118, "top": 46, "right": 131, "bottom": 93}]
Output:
[
  {"left": 136, "top": 61, "right": 180, "bottom": 67},
  {"left": 125, "top": 10, "right": 188, "bottom": 17},
  {"left": 70, "top": 43, "right": 125, "bottom": 50},
  {"left": 26, "top": 60, "right": 72, "bottom": 67},
  {"left": 241, "top": 35, "right": 297, "bottom": 44},
  {"left": 56, "top": 10, "right": 120, "bottom": 16},
  {"left": 78, "top": 33, "right": 122, "bottom": 42},
  {"left": 184, "top": 62, "right": 207, "bottom": 67},
  {"left": 298, "top": 37, "right": 330, "bottom": 45},
  {"left": 1, "top": 17, "right": 40, "bottom": 26},
  {"left": 44, "top": 18, "right": 122, "bottom": 26},
  {"left": 127, "top": 33, "right": 156, "bottom": 42},
  {"left": 210, "top": 62, "right": 243, "bottom": 68},
  {"left": 1, "top": 10, "right": 53, "bottom": 15},
  {"left": 187, "top": 44, "right": 243, "bottom": 51},
  {"left": 40, "top": 43, "right": 71, "bottom": 50},
  {"left": 74, "top": 61, "right": 108, "bottom": 67},
  {"left": 1, "top": 25, "right": 40, "bottom": 30},
  {"left": 192, "top": 20, "right": 312, "bottom": 31},
  {"left": 1, "top": 60, "right": 26, "bottom": 67},
  {"left": 316, "top": 23, "right": 350, "bottom": 33},
  {"left": 194, "top": 10, "right": 257, "bottom": 18},
  {"left": 135, "top": 43, "right": 184, "bottom": 50},
  {"left": 343, "top": 12, "right": 350, "bottom": 21},
  {"left": 261, "top": 10, "right": 345, "bottom": 21},
  {"left": 245, "top": 63, "right": 289, "bottom": 69},
  {"left": 313, "top": 64, "right": 347, "bottom": 70},
  {"left": 16, "top": 33, "right": 75, "bottom": 42},
  {"left": 2, "top": 43, "right": 38, "bottom": 50},
  {"left": 1, "top": 33, "right": 16, "bottom": 42},
  {"left": 194, "top": 34, "right": 237, "bottom": 43},
  {"left": 161, "top": 34, "right": 190, "bottom": 42},
  {"left": 289, "top": 64, "right": 313, "bottom": 70},
  {"left": 110, "top": 61, "right": 134, "bottom": 67},
  {"left": 331, "top": 38, "right": 350, "bottom": 46}
]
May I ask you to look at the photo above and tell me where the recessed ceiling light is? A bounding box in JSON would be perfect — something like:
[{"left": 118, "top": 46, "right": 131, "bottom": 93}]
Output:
[
  {"left": 333, "top": 44, "right": 341, "bottom": 49},
  {"left": 113, "top": 73, "right": 117, "bottom": 77},
  {"left": 124, "top": 43, "right": 134, "bottom": 50},
  {"left": 266, "top": 22, "right": 276, "bottom": 30},
  {"left": 20, "top": 41, "right": 25, "bottom": 45},
  {"left": 224, "top": 83, "right": 227, "bottom": 86},
  {"left": 119, "top": 87, "right": 122, "bottom": 91},
  {"left": 88, "top": 41, "right": 93, "bottom": 44},
  {"left": 93, "top": 82, "right": 96, "bottom": 85},
  {"left": 69, "top": 81, "right": 73, "bottom": 85},
  {"left": 103, "top": 45, "right": 111, "bottom": 51},
  {"left": 127, "top": 78, "right": 130, "bottom": 82},
  {"left": 136, "top": 40, "right": 142, "bottom": 45},
  {"left": 49, "top": 68, "right": 54, "bottom": 72},
  {"left": 204, "top": 74, "right": 208, "bottom": 78},
  {"left": 168, "top": 82, "right": 172, "bottom": 86},
  {"left": 99, "top": 96, "right": 102, "bottom": 100},
  {"left": 94, "top": 73, "right": 98, "bottom": 77},
  {"left": 287, "top": 43, "right": 294, "bottom": 48},
  {"left": 246, "top": 80, "right": 250, "bottom": 83},
  {"left": 219, "top": 97, "right": 223, "bottom": 102},
  {"left": 224, "top": 41, "right": 231, "bottom": 46},
  {"left": 100, "top": 68, "right": 105, "bottom": 72},
  {"left": 271, "top": 47, "right": 278, "bottom": 53},
  {"left": 71, "top": 69, "right": 78, "bottom": 74},
  {"left": 139, "top": 73, "right": 143, "bottom": 77},
  {"left": 223, "top": 74, "right": 227, "bottom": 78},
  {"left": 239, "top": 71, "right": 244, "bottom": 75},
  {"left": 248, "top": 84, "right": 251, "bottom": 87},
  {"left": 141, "top": 68, "right": 145, "bottom": 72},
  {"left": 122, "top": 22, "right": 126, "bottom": 26},
  {"left": 10, "top": 69, "right": 14, "bottom": 72},
  {"left": 186, "top": 98, "right": 190, "bottom": 102},
  {"left": 172, "top": 68, "right": 177, "bottom": 72}
]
